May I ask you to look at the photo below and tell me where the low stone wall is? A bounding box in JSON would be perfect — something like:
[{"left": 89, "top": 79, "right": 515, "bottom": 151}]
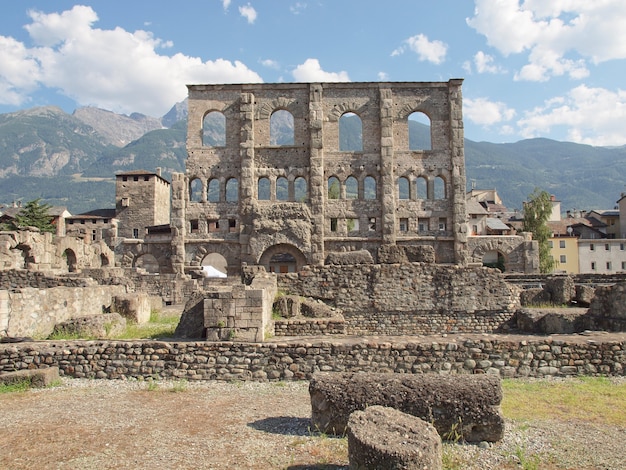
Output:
[
  {"left": 1, "top": 334, "right": 624, "bottom": 380},
  {"left": 273, "top": 318, "right": 347, "bottom": 336},
  {"left": 0, "top": 284, "right": 128, "bottom": 338},
  {"left": 278, "top": 263, "right": 520, "bottom": 335}
]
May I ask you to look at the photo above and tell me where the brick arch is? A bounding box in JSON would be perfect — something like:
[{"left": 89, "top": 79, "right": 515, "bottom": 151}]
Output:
[
  {"left": 257, "top": 97, "right": 297, "bottom": 120},
  {"left": 397, "top": 100, "right": 428, "bottom": 120},
  {"left": 118, "top": 243, "right": 173, "bottom": 273},
  {"left": 328, "top": 102, "right": 366, "bottom": 122},
  {"left": 258, "top": 243, "right": 308, "bottom": 272},
  {"left": 469, "top": 239, "right": 519, "bottom": 270},
  {"left": 201, "top": 102, "right": 228, "bottom": 119}
]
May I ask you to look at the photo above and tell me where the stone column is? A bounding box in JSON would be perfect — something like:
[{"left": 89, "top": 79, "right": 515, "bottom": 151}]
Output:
[
  {"left": 309, "top": 83, "right": 325, "bottom": 265},
  {"left": 239, "top": 92, "right": 256, "bottom": 265},
  {"left": 379, "top": 87, "right": 396, "bottom": 244},
  {"left": 170, "top": 172, "right": 186, "bottom": 274},
  {"left": 448, "top": 79, "right": 468, "bottom": 265}
]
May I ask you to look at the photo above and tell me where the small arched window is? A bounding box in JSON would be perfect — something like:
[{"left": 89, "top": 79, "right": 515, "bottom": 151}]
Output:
[
  {"left": 189, "top": 178, "right": 203, "bottom": 202},
  {"left": 276, "top": 177, "right": 289, "bottom": 201},
  {"left": 270, "top": 110, "right": 294, "bottom": 145},
  {"left": 416, "top": 177, "right": 428, "bottom": 200},
  {"left": 207, "top": 179, "right": 220, "bottom": 202},
  {"left": 408, "top": 111, "right": 431, "bottom": 150},
  {"left": 345, "top": 176, "right": 358, "bottom": 199},
  {"left": 434, "top": 176, "right": 446, "bottom": 199},
  {"left": 258, "top": 177, "right": 270, "bottom": 200},
  {"left": 364, "top": 176, "right": 376, "bottom": 200},
  {"left": 328, "top": 176, "right": 340, "bottom": 200},
  {"left": 339, "top": 112, "right": 363, "bottom": 151},
  {"left": 203, "top": 111, "right": 226, "bottom": 147},
  {"left": 294, "top": 177, "right": 307, "bottom": 202},
  {"left": 397, "top": 177, "right": 410, "bottom": 200},
  {"left": 225, "top": 178, "right": 238, "bottom": 202}
]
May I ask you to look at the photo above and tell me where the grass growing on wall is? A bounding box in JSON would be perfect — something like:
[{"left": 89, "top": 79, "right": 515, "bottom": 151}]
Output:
[{"left": 112, "top": 309, "right": 180, "bottom": 340}]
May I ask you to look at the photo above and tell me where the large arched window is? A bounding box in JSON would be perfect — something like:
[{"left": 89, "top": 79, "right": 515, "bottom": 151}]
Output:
[
  {"left": 339, "top": 112, "right": 362, "bottom": 151},
  {"left": 207, "top": 179, "right": 220, "bottom": 202},
  {"left": 345, "top": 176, "right": 358, "bottom": 199},
  {"left": 270, "top": 109, "right": 294, "bottom": 145},
  {"left": 416, "top": 177, "right": 428, "bottom": 200},
  {"left": 203, "top": 111, "right": 226, "bottom": 147},
  {"left": 364, "top": 176, "right": 376, "bottom": 200},
  {"left": 408, "top": 111, "right": 431, "bottom": 150},
  {"left": 397, "top": 177, "right": 410, "bottom": 200},
  {"left": 225, "top": 178, "right": 238, "bottom": 202},
  {"left": 276, "top": 176, "right": 289, "bottom": 201},
  {"left": 294, "top": 177, "right": 307, "bottom": 202},
  {"left": 328, "top": 176, "right": 340, "bottom": 199},
  {"left": 189, "top": 178, "right": 203, "bottom": 202},
  {"left": 434, "top": 176, "right": 446, "bottom": 199},
  {"left": 258, "top": 177, "right": 270, "bottom": 200}
]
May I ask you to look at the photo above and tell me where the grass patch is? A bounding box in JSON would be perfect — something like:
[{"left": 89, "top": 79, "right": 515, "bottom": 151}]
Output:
[
  {"left": 0, "top": 379, "right": 32, "bottom": 394},
  {"left": 46, "top": 328, "right": 96, "bottom": 341},
  {"left": 501, "top": 376, "right": 626, "bottom": 426},
  {"left": 113, "top": 309, "right": 180, "bottom": 340}
]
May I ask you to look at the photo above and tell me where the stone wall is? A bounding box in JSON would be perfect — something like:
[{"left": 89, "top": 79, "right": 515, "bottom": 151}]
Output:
[
  {"left": 277, "top": 263, "right": 520, "bottom": 335},
  {"left": 1, "top": 334, "right": 623, "bottom": 380},
  {"left": 0, "top": 284, "right": 128, "bottom": 337}
]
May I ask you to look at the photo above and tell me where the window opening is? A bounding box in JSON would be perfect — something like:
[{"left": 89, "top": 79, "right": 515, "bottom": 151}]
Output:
[
  {"left": 270, "top": 109, "right": 294, "bottom": 145},
  {"left": 345, "top": 176, "right": 358, "bottom": 199},
  {"left": 258, "top": 177, "right": 270, "bottom": 200},
  {"left": 189, "top": 178, "right": 203, "bottom": 202},
  {"left": 434, "top": 176, "right": 446, "bottom": 200},
  {"left": 408, "top": 111, "right": 431, "bottom": 150},
  {"left": 208, "top": 179, "right": 220, "bottom": 202},
  {"left": 398, "top": 177, "right": 410, "bottom": 200},
  {"left": 294, "top": 177, "right": 307, "bottom": 202},
  {"left": 226, "top": 178, "right": 238, "bottom": 202},
  {"left": 276, "top": 177, "right": 289, "bottom": 201},
  {"left": 328, "top": 177, "right": 340, "bottom": 200},
  {"left": 364, "top": 176, "right": 376, "bottom": 200},
  {"left": 203, "top": 111, "right": 226, "bottom": 147},
  {"left": 339, "top": 112, "right": 362, "bottom": 151}
]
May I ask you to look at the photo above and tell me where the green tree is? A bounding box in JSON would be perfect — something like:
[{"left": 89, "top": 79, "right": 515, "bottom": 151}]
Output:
[
  {"left": 522, "top": 188, "right": 556, "bottom": 273},
  {"left": 8, "top": 198, "right": 55, "bottom": 233}
]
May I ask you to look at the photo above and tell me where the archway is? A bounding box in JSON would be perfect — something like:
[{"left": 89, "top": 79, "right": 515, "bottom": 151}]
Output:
[
  {"left": 482, "top": 250, "right": 506, "bottom": 272},
  {"left": 134, "top": 253, "right": 160, "bottom": 274},
  {"left": 100, "top": 254, "right": 110, "bottom": 267},
  {"left": 258, "top": 244, "right": 307, "bottom": 273},
  {"left": 16, "top": 244, "right": 34, "bottom": 269},
  {"left": 201, "top": 253, "right": 228, "bottom": 277},
  {"left": 63, "top": 248, "right": 77, "bottom": 273}
]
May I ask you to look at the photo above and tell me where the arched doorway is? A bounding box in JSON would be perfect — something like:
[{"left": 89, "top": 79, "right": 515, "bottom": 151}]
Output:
[
  {"left": 63, "top": 249, "right": 77, "bottom": 273},
  {"left": 482, "top": 250, "right": 506, "bottom": 272},
  {"left": 201, "top": 253, "right": 228, "bottom": 277},
  {"left": 259, "top": 244, "right": 307, "bottom": 273},
  {"left": 134, "top": 253, "right": 160, "bottom": 273}
]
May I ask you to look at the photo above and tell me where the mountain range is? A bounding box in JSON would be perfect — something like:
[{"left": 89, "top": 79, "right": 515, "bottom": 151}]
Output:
[{"left": 0, "top": 103, "right": 624, "bottom": 215}]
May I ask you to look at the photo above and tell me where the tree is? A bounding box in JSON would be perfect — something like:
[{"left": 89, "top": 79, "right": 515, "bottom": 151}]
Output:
[
  {"left": 9, "top": 198, "right": 56, "bottom": 233},
  {"left": 522, "top": 188, "right": 556, "bottom": 273}
]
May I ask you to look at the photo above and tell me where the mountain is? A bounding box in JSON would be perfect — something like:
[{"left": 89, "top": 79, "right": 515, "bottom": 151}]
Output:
[
  {"left": 73, "top": 107, "right": 163, "bottom": 147},
  {"left": 0, "top": 105, "right": 625, "bottom": 215}
]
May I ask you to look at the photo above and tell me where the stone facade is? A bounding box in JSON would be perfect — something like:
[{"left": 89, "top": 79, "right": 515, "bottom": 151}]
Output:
[
  {"left": 172, "top": 81, "right": 468, "bottom": 275},
  {"left": 1, "top": 334, "right": 624, "bottom": 380}
]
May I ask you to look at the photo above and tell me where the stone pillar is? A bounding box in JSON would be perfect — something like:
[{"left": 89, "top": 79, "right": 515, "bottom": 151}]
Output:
[
  {"left": 379, "top": 87, "right": 396, "bottom": 244},
  {"left": 170, "top": 172, "right": 186, "bottom": 274},
  {"left": 449, "top": 79, "right": 468, "bottom": 265},
  {"left": 239, "top": 92, "right": 256, "bottom": 265},
  {"left": 309, "top": 83, "right": 325, "bottom": 265}
]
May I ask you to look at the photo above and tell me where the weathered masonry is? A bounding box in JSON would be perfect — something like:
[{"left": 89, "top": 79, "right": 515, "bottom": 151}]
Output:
[{"left": 170, "top": 81, "right": 467, "bottom": 275}]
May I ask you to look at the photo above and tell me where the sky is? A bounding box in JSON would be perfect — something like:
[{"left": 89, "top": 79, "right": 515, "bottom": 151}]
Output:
[{"left": 1, "top": 0, "right": 626, "bottom": 146}]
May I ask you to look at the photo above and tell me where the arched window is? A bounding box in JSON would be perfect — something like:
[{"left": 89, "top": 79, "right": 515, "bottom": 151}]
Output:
[
  {"left": 416, "top": 177, "right": 427, "bottom": 200},
  {"left": 345, "top": 176, "right": 358, "bottom": 199},
  {"left": 201, "top": 253, "right": 228, "bottom": 277},
  {"left": 339, "top": 112, "right": 362, "bottom": 151},
  {"left": 276, "top": 176, "right": 289, "bottom": 201},
  {"left": 434, "top": 176, "right": 446, "bottom": 199},
  {"left": 134, "top": 253, "right": 160, "bottom": 274},
  {"left": 397, "top": 177, "right": 410, "bottom": 200},
  {"left": 294, "top": 177, "right": 307, "bottom": 202},
  {"left": 408, "top": 111, "right": 431, "bottom": 150},
  {"left": 203, "top": 111, "right": 226, "bottom": 147},
  {"left": 225, "top": 178, "right": 238, "bottom": 202},
  {"left": 270, "top": 109, "right": 294, "bottom": 145},
  {"left": 258, "top": 177, "right": 270, "bottom": 200},
  {"left": 364, "top": 176, "right": 376, "bottom": 200},
  {"left": 207, "top": 179, "right": 220, "bottom": 202},
  {"left": 189, "top": 178, "right": 203, "bottom": 202},
  {"left": 328, "top": 176, "right": 340, "bottom": 199}
]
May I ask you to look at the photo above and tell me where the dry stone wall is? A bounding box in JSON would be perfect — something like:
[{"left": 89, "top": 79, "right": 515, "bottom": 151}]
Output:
[{"left": 2, "top": 335, "right": 623, "bottom": 380}]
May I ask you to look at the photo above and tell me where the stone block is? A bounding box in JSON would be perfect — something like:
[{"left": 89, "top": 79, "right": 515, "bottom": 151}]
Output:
[
  {"left": 52, "top": 313, "right": 126, "bottom": 339},
  {"left": 347, "top": 405, "right": 442, "bottom": 470},
  {"left": 0, "top": 366, "right": 59, "bottom": 387},
  {"left": 113, "top": 293, "right": 151, "bottom": 324},
  {"left": 310, "top": 372, "right": 504, "bottom": 442}
]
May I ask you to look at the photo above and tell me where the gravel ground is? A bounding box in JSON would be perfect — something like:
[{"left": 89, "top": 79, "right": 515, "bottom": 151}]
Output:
[{"left": 0, "top": 377, "right": 625, "bottom": 469}]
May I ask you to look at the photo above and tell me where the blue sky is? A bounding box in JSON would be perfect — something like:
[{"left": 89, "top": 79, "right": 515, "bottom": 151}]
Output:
[{"left": 1, "top": 1, "right": 626, "bottom": 146}]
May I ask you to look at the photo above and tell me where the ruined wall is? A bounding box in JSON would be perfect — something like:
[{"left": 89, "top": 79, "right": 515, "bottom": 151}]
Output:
[
  {"left": 1, "top": 335, "right": 623, "bottom": 380},
  {"left": 467, "top": 235, "right": 538, "bottom": 273},
  {"left": 0, "top": 284, "right": 128, "bottom": 337},
  {"left": 175, "top": 81, "right": 467, "bottom": 274},
  {"left": 276, "top": 263, "right": 520, "bottom": 335}
]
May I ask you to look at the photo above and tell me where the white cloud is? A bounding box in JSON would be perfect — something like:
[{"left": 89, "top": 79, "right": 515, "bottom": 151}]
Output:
[
  {"left": 392, "top": 34, "right": 447, "bottom": 64},
  {"left": 0, "top": 5, "right": 263, "bottom": 115},
  {"left": 290, "top": 2, "right": 307, "bottom": 15},
  {"left": 378, "top": 71, "right": 389, "bottom": 81},
  {"left": 467, "top": 0, "right": 626, "bottom": 81},
  {"left": 464, "top": 97, "right": 516, "bottom": 126},
  {"left": 517, "top": 85, "right": 626, "bottom": 146},
  {"left": 222, "top": 0, "right": 231, "bottom": 11},
  {"left": 473, "top": 51, "right": 505, "bottom": 74},
  {"left": 239, "top": 4, "right": 257, "bottom": 24},
  {"left": 260, "top": 58, "right": 279, "bottom": 69},
  {"left": 291, "top": 59, "right": 350, "bottom": 82}
]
